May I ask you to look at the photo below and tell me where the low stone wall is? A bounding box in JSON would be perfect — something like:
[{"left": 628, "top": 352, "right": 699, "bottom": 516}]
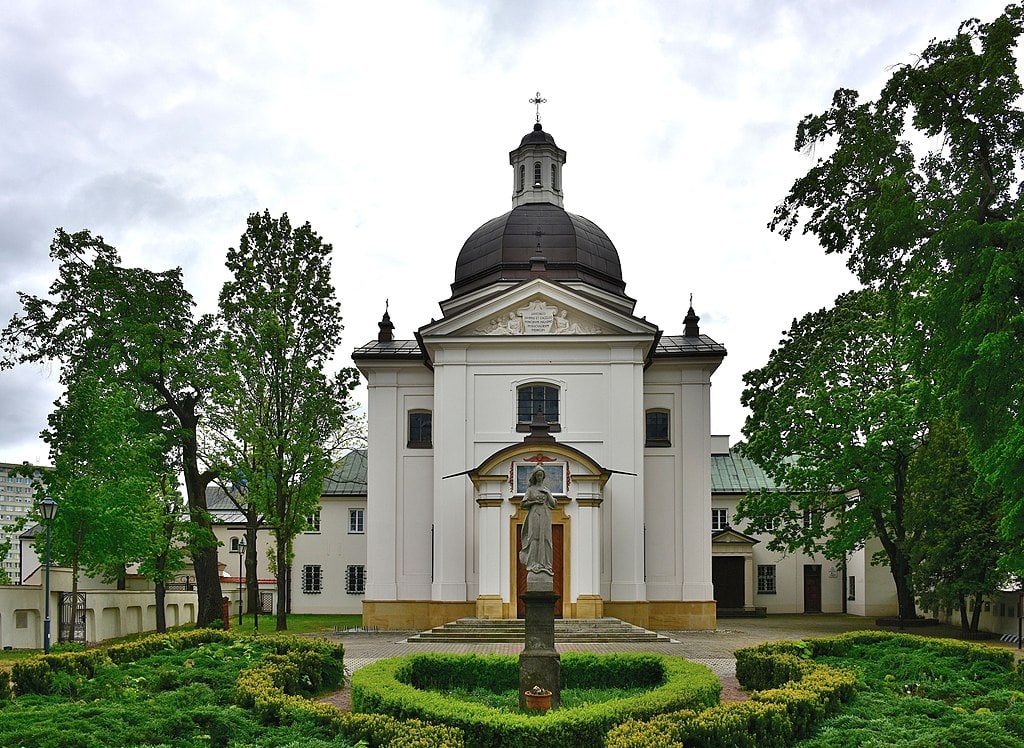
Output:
[{"left": 0, "top": 586, "right": 200, "bottom": 649}]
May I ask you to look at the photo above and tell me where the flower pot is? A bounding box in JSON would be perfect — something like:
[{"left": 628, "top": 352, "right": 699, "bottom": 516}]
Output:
[{"left": 524, "top": 689, "right": 552, "bottom": 711}]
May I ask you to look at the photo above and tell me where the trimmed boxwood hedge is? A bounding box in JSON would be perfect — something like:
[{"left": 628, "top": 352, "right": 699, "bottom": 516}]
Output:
[
  {"left": 606, "top": 633, "right": 874, "bottom": 747},
  {"left": 350, "top": 652, "right": 720, "bottom": 747}
]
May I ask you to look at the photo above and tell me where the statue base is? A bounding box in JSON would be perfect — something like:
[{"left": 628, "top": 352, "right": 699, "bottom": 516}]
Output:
[{"left": 518, "top": 589, "right": 561, "bottom": 710}]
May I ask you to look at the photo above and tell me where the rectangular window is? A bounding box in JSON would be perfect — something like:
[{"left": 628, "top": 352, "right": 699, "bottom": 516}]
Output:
[
  {"left": 644, "top": 410, "right": 670, "bottom": 447},
  {"left": 301, "top": 565, "right": 322, "bottom": 594},
  {"left": 515, "top": 463, "right": 566, "bottom": 494},
  {"left": 517, "top": 385, "right": 559, "bottom": 424},
  {"left": 711, "top": 508, "right": 729, "bottom": 531},
  {"left": 304, "top": 508, "right": 321, "bottom": 533},
  {"left": 349, "top": 508, "right": 364, "bottom": 534},
  {"left": 757, "top": 564, "right": 776, "bottom": 594},
  {"left": 408, "top": 411, "right": 432, "bottom": 448},
  {"left": 848, "top": 575, "right": 856, "bottom": 601},
  {"left": 346, "top": 565, "right": 366, "bottom": 594}
]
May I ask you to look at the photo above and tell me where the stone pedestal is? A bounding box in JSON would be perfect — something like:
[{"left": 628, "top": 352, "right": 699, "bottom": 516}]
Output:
[{"left": 518, "top": 587, "right": 561, "bottom": 710}]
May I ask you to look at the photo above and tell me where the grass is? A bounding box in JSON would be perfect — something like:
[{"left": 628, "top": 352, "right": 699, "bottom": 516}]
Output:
[
  {"left": 433, "top": 684, "right": 650, "bottom": 711},
  {"left": 225, "top": 613, "right": 362, "bottom": 636}
]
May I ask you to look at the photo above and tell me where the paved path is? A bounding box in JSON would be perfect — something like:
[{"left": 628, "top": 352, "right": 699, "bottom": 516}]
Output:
[{"left": 323, "top": 614, "right": 999, "bottom": 675}]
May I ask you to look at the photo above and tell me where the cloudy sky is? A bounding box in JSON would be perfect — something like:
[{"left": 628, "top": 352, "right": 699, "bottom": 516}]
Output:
[{"left": 0, "top": 0, "right": 1013, "bottom": 464}]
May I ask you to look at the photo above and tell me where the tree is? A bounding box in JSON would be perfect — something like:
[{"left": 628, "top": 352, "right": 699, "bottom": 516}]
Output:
[
  {"left": 38, "top": 372, "right": 159, "bottom": 635},
  {"left": 136, "top": 473, "right": 190, "bottom": 633},
  {"left": 215, "top": 211, "right": 359, "bottom": 630},
  {"left": 907, "top": 418, "right": 1008, "bottom": 632},
  {"left": 769, "top": 7, "right": 1024, "bottom": 562},
  {"left": 2, "top": 230, "right": 224, "bottom": 625},
  {"left": 737, "top": 288, "right": 925, "bottom": 619}
]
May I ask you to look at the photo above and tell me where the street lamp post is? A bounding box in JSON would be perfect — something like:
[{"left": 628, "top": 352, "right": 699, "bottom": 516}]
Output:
[
  {"left": 237, "top": 535, "right": 247, "bottom": 627},
  {"left": 40, "top": 497, "right": 58, "bottom": 654}
]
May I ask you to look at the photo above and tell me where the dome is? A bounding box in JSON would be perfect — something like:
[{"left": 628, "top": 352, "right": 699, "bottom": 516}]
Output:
[
  {"left": 519, "top": 122, "right": 558, "bottom": 147},
  {"left": 451, "top": 202, "right": 626, "bottom": 299}
]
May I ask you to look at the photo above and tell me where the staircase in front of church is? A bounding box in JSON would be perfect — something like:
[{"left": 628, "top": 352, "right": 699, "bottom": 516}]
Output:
[{"left": 406, "top": 617, "right": 675, "bottom": 643}]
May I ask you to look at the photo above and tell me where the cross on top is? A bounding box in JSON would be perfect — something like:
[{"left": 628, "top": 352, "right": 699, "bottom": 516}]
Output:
[{"left": 529, "top": 91, "right": 547, "bottom": 123}]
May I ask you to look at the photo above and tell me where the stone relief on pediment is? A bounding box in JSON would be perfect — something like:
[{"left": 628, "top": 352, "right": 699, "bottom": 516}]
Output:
[{"left": 474, "top": 300, "right": 602, "bottom": 335}]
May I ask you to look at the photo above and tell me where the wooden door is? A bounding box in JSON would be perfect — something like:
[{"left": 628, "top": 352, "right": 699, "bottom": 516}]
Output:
[
  {"left": 516, "top": 524, "right": 563, "bottom": 618},
  {"left": 803, "top": 565, "right": 822, "bottom": 613},
  {"left": 711, "top": 557, "right": 745, "bottom": 609}
]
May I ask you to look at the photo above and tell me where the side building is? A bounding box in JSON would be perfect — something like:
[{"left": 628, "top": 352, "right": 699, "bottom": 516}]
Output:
[
  {"left": 710, "top": 436, "right": 896, "bottom": 617},
  {"left": 210, "top": 449, "right": 368, "bottom": 616}
]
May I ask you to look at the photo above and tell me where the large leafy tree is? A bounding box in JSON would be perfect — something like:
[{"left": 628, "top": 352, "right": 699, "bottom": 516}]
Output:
[
  {"left": 214, "top": 211, "right": 359, "bottom": 630},
  {"left": 737, "top": 288, "right": 925, "bottom": 619},
  {"left": 769, "top": 7, "right": 1024, "bottom": 562},
  {"left": 906, "top": 417, "right": 1008, "bottom": 632},
  {"left": 37, "top": 372, "right": 159, "bottom": 634},
  {"left": 2, "top": 230, "right": 224, "bottom": 625}
]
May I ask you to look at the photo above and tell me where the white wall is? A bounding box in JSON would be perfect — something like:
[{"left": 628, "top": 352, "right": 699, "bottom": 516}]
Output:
[{"left": 0, "top": 586, "right": 197, "bottom": 648}]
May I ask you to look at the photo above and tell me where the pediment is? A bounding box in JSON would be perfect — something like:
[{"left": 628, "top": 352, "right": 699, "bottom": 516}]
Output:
[
  {"left": 711, "top": 528, "right": 760, "bottom": 546},
  {"left": 420, "top": 279, "right": 658, "bottom": 339}
]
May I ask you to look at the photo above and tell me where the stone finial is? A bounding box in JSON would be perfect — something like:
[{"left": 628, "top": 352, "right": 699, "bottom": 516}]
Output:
[
  {"left": 683, "top": 301, "right": 700, "bottom": 338},
  {"left": 377, "top": 301, "right": 395, "bottom": 343}
]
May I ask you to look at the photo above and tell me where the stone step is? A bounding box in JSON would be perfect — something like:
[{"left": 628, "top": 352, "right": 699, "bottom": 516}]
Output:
[{"left": 406, "top": 617, "right": 675, "bottom": 644}]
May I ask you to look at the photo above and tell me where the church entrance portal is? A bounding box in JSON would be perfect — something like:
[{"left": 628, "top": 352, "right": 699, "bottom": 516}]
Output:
[{"left": 516, "top": 523, "right": 564, "bottom": 618}]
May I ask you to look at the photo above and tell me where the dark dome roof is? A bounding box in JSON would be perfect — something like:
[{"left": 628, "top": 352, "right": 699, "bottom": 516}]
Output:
[
  {"left": 519, "top": 122, "right": 558, "bottom": 147},
  {"left": 452, "top": 203, "right": 626, "bottom": 299}
]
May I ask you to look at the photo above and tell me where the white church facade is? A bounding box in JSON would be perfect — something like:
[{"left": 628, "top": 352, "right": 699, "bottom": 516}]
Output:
[{"left": 353, "top": 122, "right": 729, "bottom": 631}]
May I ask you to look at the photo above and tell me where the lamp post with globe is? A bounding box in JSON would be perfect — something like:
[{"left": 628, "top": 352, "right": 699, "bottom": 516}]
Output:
[
  {"left": 237, "top": 535, "right": 247, "bottom": 626},
  {"left": 40, "top": 497, "right": 58, "bottom": 654}
]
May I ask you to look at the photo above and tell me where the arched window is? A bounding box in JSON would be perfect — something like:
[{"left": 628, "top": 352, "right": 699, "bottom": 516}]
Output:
[
  {"left": 551, "top": 164, "right": 558, "bottom": 190},
  {"left": 230, "top": 536, "right": 240, "bottom": 553},
  {"left": 518, "top": 164, "right": 525, "bottom": 192},
  {"left": 408, "top": 410, "right": 432, "bottom": 448},
  {"left": 533, "top": 161, "right": 542, "bottom": 187},
  {"left": 517, "top": 384, "right": 559, "bottom": 425},
  {"left": 645, "top": 409, "right": 670, "bottom": 447}
]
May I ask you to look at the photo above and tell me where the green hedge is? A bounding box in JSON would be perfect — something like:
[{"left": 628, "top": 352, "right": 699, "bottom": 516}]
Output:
[
  {"left": 607, "top": 645, "right": 858, "bottom": 747},
  {"left": 234, "top": 651, "right": 463, "bottom": 747},
  {"left": 351, "top": 652, "right": 720, "bottom": 748},
  {"left": 0, "top": 670, "right": 10, "bottom": 701},
  {"left": 106, "top": 628, "right": 234, "bottom": 664},
  {"left": 11, "top": 649, "right": 110, "bottom": 695},
  {"left": 805, "top": 630, "right": 1016, "bottom": 669}
]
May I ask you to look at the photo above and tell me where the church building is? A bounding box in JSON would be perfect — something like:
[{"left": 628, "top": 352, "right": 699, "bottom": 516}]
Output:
[{"left": 353, "top": 120, "right": 727, "bottom": 631}]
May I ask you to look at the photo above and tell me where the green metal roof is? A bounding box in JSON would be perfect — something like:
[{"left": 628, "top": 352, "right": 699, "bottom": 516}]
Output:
[
  {"left": 323, "top": 449, "right": 368, "bottom": 496},
  {"left": 711, "top": 449, "right": 778, "bottom": 494}
]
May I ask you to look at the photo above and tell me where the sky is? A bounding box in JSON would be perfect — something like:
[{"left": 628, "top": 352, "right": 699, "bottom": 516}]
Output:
[{"left": 0, "top": 0, "right": 1014, "bottom": 464}]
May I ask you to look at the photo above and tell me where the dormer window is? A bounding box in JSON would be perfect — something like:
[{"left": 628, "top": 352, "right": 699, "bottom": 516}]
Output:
[{"left": 533, "top": 161, "right": 542, "bottom": 187}]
